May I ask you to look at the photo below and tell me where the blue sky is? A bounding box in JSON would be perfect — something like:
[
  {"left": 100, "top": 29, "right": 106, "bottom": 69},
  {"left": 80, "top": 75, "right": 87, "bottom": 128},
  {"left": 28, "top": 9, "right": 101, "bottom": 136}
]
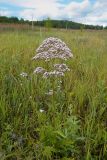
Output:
[{"left": 0, "top": 0, "right": 107, "bottom": 26}]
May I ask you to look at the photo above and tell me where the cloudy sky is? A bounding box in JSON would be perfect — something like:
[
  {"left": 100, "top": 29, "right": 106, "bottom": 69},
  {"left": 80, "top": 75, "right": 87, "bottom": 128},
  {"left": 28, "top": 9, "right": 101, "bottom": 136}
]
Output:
[{"left": 0, "top": 0, "right": 107, "bottom": 26}]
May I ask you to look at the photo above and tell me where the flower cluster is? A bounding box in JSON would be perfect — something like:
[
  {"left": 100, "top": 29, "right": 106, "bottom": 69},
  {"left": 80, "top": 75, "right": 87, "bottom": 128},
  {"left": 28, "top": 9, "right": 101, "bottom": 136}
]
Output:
[
  {"left": 32, "top": 37, "right": 73, "bottom": 61},
  {"left": 32, "top": 37, "right": 73, "bottom": 79},
  {"left": 43, "top": 70, "right": 64, "bottom": 79},
  {"left": 33, "top": 67, "right": 46, "bottom": 74},
  {"left": 54, "top": 63, "right": 70, "bottom": 72},
  {"left": 33, "top": 63, "right": 70, "bottom": 78}
]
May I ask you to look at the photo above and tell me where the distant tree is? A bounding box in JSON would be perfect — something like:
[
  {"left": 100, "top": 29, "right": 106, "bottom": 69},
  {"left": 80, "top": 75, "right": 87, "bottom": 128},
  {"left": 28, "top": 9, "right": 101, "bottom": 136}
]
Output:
[
  {"left": 0, "top": 16, "right": 105, "bottom": 30},
  {"left": 20, "top": 18, "right": 24, "bottom": 24},
  {"left": 10, "top": 17, "right": 19, "bottom": 23},
  {"left": 80, "top": 25, "right": 85, "bottom": 32},
  {"left": 45, "top": 17, "right": 52, "bottom": 31}
]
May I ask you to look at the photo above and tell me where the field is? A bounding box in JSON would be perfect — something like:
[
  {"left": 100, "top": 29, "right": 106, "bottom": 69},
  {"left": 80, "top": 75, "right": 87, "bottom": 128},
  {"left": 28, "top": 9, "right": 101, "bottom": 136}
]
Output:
[{"left": 0, "top": 28, "right": 107, "bottom": 160}]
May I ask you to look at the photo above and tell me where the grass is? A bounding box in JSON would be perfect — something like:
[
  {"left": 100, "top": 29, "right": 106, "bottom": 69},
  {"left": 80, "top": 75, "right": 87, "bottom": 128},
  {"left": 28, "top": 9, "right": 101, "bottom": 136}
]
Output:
[{"left": 0, "top": 29, "right": 107, "bottom": 160}]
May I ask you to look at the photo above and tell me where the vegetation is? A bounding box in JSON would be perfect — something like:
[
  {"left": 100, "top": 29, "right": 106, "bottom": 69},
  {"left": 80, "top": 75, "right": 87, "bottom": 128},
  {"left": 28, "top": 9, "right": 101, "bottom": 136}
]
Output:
[
  {"left": 45, "top": 18, "right": 52, "bottom": 31},
  {"left": 0, "top": 16, "right": 106, "bottom": 30},
  {"left": 0, "top": 29, "right": 107, "bottom": 160}
]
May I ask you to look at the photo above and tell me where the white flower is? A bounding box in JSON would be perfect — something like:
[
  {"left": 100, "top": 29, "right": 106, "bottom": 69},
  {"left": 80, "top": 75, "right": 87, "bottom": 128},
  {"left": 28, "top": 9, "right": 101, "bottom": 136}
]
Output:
[
  {"left": 20, "top": 83, "right": 23, "bottom": 86},
  {"left": 29, "top": 96, "right": 32, "bottom": 99},
  {"left": 33, "top": 67, "right": 46, "bottom": 74},
  {"left": 39, "top": 109, "right": 44, "bottom": 113},
  {"left": 32, "top": 37, "right": 73, "bottom": 61},
  {"left": 52, "top": 70, "right": 64, "bottom": 77},
  {"left": 20, "top": 72, "right": 28, "bottom": 77},
  {"left": 54, "top": 63, "right": 70, "bottom": 72},
  {"left": 43, "top": 72, "right": 50, "bottom": 78},
  {"left": 43, "top": 70, "right": 64, "bottom": 79},
  {"left": 45, "top": 90, "right": 53, "bottom": 96}
]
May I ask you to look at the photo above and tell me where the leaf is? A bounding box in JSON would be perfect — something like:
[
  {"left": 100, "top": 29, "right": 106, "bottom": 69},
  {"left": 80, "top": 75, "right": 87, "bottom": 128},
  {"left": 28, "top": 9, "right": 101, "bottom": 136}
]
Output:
[
  {"left": 42, "top": 146, "right": 55, "bottom": 159},
  {"left": 55, "top": 131, "right": 66, "bottom": 139}
]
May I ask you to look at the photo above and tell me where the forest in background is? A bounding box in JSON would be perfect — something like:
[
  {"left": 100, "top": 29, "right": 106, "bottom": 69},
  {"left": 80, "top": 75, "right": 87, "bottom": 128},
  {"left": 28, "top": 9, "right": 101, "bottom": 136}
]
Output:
[{"left": 0, "top": 16, "right": 107, "bottom": 30}]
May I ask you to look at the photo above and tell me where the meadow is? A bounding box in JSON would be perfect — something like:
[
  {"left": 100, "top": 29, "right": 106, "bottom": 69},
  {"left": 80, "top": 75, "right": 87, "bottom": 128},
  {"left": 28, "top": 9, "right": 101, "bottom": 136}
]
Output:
[{"left": 0, "top": 28, "right": 107, "bottom": 160}]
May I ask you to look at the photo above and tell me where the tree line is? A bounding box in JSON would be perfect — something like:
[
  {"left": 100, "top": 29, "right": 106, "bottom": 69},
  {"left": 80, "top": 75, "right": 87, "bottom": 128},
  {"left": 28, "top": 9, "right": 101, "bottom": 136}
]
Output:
[{"left": 0, "top": 16, "right": 106, "bottom": 30}]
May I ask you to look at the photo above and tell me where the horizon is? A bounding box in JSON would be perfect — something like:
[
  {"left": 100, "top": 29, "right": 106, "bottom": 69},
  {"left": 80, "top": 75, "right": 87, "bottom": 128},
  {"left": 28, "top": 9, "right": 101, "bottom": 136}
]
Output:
[{"left": 0, "top": 0, "right": 107, "bottom": 26}]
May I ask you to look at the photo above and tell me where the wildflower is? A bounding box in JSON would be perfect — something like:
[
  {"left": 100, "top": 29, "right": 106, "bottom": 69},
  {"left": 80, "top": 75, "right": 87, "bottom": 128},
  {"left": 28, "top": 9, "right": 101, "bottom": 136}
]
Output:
[
  {"left": 43, "top": 70, "right": 64, "bottom": 79},
  {"left": 52, "top": 70, "right": 64, "bottom": 77},
  {"left": 29, "top": 96, "right": 32, "bottom": 99},
  {"left": 57, "top": 85, "right": 61, "bottom": 89},
  {"left": 17, "top": 136, "right": 25, "bottom": 146},
  {"left": 32, "top": 37, "right": 73, "bottom": 80},
  {"left": 10, "top": 133, "right": 17, "bottom": 141},
  {"left": 45, "top": 90, "right": 53, "bottom": 96},
  {"left": 54, "top": 63, "right": 70, "bottom": 72},
  {"left": 59, "top": 80, "right": 62, "bottom": 84},
  {"left": 32, "top": 37, "right": 73, "bottom": 61},
  {"left": 33, "top": 67, "right": 46, "bottom": 74},
  {"left": 43, "top": 72, "right": 50, "bottom": 78},
  {"left": 39, "top": 109, "right": 44, "bottom": 113},
  {"left": 20, "top": 72, "right": 28, "bottom": 77}
]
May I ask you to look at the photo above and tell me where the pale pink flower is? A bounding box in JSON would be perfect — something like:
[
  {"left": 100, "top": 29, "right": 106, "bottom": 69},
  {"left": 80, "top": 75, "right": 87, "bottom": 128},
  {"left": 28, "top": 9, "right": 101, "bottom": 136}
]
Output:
[{"left": 32, "top": 37, "right": 73, "bottom": 61}]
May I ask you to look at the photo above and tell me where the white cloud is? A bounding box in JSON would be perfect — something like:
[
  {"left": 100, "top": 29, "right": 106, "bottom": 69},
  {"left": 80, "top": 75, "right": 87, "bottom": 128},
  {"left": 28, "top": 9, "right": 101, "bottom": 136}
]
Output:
[
  {"left": 0, "top": 0, "right": 62, "bottom": 8},
  {"left": 19, "top": 0, "right": 63, "bottom": 20},
  {"left": 0, "top": 0, "right": 107, "bottom": 26},
  {"left": 64, "top": 0, "right": 91, "bottom": 18},
  {"left": 83, "top": 0, "right": 107, "bottom": 26},
  {"left": 19, "top": 0, "right": 91, "bottom": 20}
]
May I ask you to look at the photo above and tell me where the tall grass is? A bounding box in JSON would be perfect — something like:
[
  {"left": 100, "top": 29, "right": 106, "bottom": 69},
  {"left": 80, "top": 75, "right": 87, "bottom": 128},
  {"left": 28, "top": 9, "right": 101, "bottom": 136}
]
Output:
[{"left": 0, "top": 29, "right": 107, "bottom": 160}]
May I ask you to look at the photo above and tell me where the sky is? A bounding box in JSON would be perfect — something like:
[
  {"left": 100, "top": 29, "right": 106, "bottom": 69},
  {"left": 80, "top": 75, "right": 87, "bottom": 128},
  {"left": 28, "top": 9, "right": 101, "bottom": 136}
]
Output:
[{"left": 0, "top": 0, "right": 107, "bottom": 26}]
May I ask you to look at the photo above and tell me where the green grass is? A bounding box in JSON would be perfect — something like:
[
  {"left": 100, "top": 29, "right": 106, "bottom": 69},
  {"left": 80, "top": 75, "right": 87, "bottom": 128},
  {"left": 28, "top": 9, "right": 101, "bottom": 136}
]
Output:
[{"left": 0, "top": 29, "right": 107, "bottom": 160}]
